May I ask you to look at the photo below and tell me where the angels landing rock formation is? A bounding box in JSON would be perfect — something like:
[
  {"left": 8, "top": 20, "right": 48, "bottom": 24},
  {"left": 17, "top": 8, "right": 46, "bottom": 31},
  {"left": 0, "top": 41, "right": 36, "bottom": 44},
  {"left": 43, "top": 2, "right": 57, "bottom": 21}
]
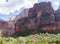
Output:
[{"left": 15, "top": 2, "right": 57, "bottom": 34}]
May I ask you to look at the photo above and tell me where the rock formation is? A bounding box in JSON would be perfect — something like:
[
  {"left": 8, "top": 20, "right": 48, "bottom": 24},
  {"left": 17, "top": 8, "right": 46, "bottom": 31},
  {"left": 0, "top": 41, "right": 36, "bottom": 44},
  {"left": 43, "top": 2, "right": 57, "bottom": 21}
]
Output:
[{"left": 15, "top": 2, "right": 56, "bottom": 34}]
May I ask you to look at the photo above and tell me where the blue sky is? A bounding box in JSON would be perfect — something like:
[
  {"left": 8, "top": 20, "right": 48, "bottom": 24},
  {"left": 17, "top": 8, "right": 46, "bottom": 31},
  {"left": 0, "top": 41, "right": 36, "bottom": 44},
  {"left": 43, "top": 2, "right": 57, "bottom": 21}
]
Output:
[{"left": 0, "top": 0, "right": 60, "bottom": 21}]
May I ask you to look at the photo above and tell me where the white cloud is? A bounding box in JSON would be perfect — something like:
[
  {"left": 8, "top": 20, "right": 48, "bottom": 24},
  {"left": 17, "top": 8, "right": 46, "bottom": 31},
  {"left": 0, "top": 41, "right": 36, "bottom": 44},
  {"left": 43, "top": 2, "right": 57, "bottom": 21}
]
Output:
[
  {"left": 52, "top": 2, "right": 59, "bottom": 10},
  {"left": 0, "top": 0, "right": 38, "bottom": 15},
  {"left": 24, "top": 0, "right": 38, "bottom": 8},
  {"left": 10, "top": 15, "right": 16, "bottom": 21}
]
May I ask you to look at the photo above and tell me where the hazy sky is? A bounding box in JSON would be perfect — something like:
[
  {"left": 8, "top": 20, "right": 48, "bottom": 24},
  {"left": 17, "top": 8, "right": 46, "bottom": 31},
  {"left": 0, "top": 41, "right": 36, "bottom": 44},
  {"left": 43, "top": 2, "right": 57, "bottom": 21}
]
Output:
[{"left": 0, "top": 0, "right": 60, "bottom": 21}]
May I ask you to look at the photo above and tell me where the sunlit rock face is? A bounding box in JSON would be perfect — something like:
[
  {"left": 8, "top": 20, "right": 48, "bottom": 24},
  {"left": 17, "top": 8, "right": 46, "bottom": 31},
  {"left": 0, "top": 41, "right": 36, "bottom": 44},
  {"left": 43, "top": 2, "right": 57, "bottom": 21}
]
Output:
[
  {"left": 10, "top": 9, "right": 29, "bottom": 24},
  {"left": 15, "top": 2, "right": 56, "bottom": 33}
]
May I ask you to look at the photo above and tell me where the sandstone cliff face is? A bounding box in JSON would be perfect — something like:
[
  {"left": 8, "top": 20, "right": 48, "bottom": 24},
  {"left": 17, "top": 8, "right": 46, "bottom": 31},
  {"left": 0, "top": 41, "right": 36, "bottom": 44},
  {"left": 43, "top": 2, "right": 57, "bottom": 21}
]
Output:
[
  {"left": 15, "top": 2, "right": 56, "bottom": 33},
  {"left": 0, "top": 19, "right": 9, "bottom": 36},
  {"left": 54, "top": 9, "right": 60, "bottom": 33}
]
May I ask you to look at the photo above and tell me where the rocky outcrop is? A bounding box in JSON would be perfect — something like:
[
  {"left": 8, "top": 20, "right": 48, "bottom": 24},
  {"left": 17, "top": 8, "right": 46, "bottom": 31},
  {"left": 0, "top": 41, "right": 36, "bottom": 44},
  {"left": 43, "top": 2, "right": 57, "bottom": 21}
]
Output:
[{"left": 15, "top": 2, "right": 56, "bottom": 33}]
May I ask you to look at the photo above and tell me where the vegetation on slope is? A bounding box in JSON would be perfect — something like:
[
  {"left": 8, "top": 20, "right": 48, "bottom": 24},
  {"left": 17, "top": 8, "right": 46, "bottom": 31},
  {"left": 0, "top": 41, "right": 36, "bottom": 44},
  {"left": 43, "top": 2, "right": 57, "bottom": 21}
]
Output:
[{"left": 0, "top": 32, "right": 60, "bottom": 44}]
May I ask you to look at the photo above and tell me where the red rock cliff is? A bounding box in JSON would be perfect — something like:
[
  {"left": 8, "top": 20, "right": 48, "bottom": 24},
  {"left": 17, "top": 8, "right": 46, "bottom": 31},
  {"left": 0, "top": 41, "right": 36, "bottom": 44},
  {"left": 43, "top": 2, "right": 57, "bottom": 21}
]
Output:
[{"left": 15, "top": 2, "right": 56, "bottom": 33}]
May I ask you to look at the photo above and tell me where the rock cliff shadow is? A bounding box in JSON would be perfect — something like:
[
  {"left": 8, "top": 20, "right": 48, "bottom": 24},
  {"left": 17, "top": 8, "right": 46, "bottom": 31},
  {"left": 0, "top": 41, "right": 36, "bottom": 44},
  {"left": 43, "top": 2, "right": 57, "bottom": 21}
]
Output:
[{"left": 11, "top": 29, "right": 59, "bottom": 38}]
